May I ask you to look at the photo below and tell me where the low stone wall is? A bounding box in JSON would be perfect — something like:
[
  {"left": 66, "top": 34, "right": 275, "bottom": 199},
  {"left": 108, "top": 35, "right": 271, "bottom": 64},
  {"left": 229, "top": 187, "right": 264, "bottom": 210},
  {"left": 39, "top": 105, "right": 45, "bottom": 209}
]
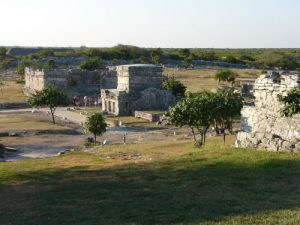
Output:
[
  {"left": 0, "top": 103, "right": 28, "bottom": 109},
  {"left": 134, "top": 111, "right": 163, "bottom": 122},
  {"left": 236, "top": 71, "right": 300, "bottom": 151}
]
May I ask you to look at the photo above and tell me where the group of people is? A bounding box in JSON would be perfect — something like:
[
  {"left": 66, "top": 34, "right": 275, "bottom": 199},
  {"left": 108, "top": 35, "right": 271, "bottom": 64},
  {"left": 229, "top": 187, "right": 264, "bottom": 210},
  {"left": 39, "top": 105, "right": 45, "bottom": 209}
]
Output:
[{"left": 72, "top": 96, "right": 102, "bottom": 108}]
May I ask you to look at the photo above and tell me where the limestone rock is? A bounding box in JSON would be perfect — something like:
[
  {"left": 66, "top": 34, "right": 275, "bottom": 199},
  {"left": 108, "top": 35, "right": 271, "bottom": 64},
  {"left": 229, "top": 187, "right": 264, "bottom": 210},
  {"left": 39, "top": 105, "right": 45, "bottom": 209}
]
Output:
[{"left": 236, "top": 71, "right": 300, "bottom": 152}]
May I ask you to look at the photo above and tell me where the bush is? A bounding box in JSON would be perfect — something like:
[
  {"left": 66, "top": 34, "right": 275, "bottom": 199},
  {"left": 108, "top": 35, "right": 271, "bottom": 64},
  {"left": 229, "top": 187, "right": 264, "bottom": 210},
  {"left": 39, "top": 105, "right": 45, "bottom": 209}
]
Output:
[
  {"left": 80, "top": 57, "right": 105, "bottom": 71},
  {"left": 163, "top": 76, "right": 186, "bottom": 98}
]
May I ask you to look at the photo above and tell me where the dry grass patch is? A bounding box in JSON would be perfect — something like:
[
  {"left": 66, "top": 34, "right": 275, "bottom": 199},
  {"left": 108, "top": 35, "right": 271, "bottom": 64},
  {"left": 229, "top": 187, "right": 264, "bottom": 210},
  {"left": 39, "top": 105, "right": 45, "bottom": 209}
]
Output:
[
  {"left": 164, "top": 68, "right": 261, "bottom": 92},
  {"left": 0, "top": 114, "right": 67, "bottom": 132},
  {"left": 0, "top": 81, "right": 27, "bottom": 103}
]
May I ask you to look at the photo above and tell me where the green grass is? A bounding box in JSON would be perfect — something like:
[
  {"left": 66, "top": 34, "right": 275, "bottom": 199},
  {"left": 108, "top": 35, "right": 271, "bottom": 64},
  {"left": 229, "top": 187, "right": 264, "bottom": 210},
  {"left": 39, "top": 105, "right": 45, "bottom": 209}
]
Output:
[{"left": 1, "top": 138, "right": 300, "bottom": 224}]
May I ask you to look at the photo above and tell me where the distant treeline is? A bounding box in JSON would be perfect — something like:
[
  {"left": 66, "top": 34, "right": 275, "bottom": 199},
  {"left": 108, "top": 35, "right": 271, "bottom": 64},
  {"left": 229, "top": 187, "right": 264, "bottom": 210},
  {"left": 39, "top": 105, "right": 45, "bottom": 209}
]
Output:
[{"left": 1, "top": 45, "right": 300, "bottom": 71}]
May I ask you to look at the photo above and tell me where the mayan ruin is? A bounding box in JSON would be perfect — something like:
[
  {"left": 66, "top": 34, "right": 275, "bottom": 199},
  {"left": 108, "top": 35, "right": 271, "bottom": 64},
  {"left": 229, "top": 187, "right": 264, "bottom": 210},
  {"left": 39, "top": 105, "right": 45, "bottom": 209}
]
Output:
[
  {"left": 236, "top": 71, "right": 300, "bottom": 151},
  {"left": 1, "top": 1, "right": 300, "bottom": 224},
  {"left": 24, "top": 67, "right": 117, "bottom": 98},
  {"left": 101, "top": 64, "right": 176, "bottom": 115}
]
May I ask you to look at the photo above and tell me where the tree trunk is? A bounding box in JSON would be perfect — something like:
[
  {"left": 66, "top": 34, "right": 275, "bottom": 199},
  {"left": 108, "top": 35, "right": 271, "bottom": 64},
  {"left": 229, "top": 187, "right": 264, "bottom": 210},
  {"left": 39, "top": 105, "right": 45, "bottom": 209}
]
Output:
[
  {"left": 191, "top": 128, "right": 196, "bottom": 142},
  {"left": 50, "top": 107, "right": 56, "bottom": 124},
  {"left": 94, "top": 134, "right": 97, "bottom": 144},
  {"left": 223, "top": 131, "right": 226, "bottom": 145}
]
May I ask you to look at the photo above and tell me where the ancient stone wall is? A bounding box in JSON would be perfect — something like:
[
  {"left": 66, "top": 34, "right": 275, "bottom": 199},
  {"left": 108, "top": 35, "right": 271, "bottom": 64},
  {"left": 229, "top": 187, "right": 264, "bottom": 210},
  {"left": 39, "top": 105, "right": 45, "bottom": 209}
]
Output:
[
  {"left": 24, "top": 68, "right": 117, "bottom": 98},
  {"left": 131, "top": 88, "right": 176, "bottom": 111},
  {"left": 101, "top": 64, "right": 176, "bottom": 116},
  {"left": 236, "top": 71, "right": 300, "bottom": 151},
  {"left": 134, "top": 111, "right": 163, "bottom": 122},
  {"left": 116, "top": 64, "right": 163, "bottom": 94}
]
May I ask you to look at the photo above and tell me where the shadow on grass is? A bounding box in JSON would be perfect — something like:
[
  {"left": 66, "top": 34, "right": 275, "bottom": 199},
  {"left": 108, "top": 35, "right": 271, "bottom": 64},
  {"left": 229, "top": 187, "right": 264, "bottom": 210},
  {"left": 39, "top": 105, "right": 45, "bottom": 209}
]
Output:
[{"left": 1, "top": 157, "right": 300, "bottom": 224}]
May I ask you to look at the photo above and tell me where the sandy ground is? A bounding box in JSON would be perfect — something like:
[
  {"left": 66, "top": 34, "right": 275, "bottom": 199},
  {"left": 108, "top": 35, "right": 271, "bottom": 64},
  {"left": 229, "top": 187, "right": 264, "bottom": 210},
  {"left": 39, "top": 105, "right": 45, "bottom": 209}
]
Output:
[
  {"left": 1, "top": 126, "right": 190, "bottom": 161},
  {"left": 0, "top": 108, "right": 192, "bottom": 161}
]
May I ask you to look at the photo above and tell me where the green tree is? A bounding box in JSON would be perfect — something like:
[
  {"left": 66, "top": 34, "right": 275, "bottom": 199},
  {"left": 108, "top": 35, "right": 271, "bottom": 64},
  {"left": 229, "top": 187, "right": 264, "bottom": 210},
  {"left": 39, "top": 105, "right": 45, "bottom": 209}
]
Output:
[
  {"left": 179, "top": 49, "right": 191, "bottom": 58},
  {"left": 182, "top": 55, "right": 194, "bottom": 68},
  {"left": 214, "top": 70, "right": 237, "bottom": 86},
  {"left": 43, "top": 59, "right": 57, "bottom": 69},
  {"left": 150, "top": 48, "right": 163, "bottom": 64},
  {"left": 16, "top": 61, "right": 33, "bottom": 75},
  {"left": 278, "top": 87, "right": 300, "bottom": 117},
  {"left": 36, "top": 50, "right": 54, "bottom": 59},
  {"left": 0, "top": 47, "right": 7, "bottom": 58},
  {"left": 80, "top": 57, "right": 104, "bottom": 71},
  {"left": 166, "top": 94, "right": 199, "bottom": 142},
  {"left": 85, "top": 48, "right": 102, "bottom": 57},
  {"left": 167, "top": 91, "right": 218, "bottom": 146},
  {"left": 213, "top": 90, "right": 243, "bottom": 144},
  {"left": 163, "top": 76, "right": 186, "bottom": 98},
  {"left": 111, "top": 59, "right": 119, "bottom": 66},
  {"left": 84, "top": 113, "right": 107, "bottom": 144},
  {"left": 28, "top": 86, "right": 69, "bottom": 124},
  {"left": 140, "top": 56, "right": 149, "bottom": 64}
]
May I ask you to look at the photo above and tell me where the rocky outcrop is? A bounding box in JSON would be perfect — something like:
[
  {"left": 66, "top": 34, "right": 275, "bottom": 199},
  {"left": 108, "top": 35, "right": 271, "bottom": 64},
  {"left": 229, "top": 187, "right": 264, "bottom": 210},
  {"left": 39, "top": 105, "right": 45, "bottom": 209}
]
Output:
[{"left": 236, "top": 71, "right": 300, "bottom": 151}]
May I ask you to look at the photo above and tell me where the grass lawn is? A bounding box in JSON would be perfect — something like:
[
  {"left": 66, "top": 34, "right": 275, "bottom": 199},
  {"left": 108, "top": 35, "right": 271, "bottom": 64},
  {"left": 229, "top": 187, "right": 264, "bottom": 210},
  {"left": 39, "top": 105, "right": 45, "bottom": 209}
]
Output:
[
  {"left": 0, "top": 114, "right": 67, "bottom": 132},
  {"left": 0, "top": 81, "right": 28, "bottom": 103},
  {"left": 164, "top": 68, "right": 261, "bottom": 92},
  {"left": 1, "top": 137, "right": 300, "bottom": 224}
]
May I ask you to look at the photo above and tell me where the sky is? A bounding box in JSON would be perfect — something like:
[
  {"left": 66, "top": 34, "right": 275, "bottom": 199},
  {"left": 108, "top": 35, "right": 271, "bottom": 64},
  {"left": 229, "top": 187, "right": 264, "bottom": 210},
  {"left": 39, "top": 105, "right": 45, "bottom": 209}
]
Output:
[{"left": 0, "top": 0, "right": 300, "bottom": 48}]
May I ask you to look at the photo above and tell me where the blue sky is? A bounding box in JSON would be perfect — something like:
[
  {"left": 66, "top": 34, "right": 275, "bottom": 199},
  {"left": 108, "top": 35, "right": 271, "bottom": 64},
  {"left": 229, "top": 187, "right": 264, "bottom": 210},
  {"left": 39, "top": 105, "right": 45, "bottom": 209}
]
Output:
[{"left": 0, "top": 0, "right": 299, "bottom": 48}]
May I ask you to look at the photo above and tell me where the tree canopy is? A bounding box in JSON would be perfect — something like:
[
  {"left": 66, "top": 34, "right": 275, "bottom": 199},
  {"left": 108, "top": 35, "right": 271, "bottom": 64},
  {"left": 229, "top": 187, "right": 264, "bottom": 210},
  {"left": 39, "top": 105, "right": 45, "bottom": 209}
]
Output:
[
  {"left": 167, "top": 90, "right": 242, "bottom": 146},
  {"left": 214, "top": 70, "right": 237, "bottom": 86},
  {"left": 163, "top": 76, "right": 186, "bottom": 98},
  {"left": 80, "top": 57, "right": 104, "bottom": 71},
  {"left": 28, "top": 86, "right": 69, "bottom": 124},
  {"left": 84, "top": 113, "right": 107, "bottom": 144}
]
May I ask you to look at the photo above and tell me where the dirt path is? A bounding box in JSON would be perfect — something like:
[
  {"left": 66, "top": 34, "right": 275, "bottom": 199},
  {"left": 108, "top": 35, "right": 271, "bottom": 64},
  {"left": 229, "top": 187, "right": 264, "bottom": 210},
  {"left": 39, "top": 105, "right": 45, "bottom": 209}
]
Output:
[{"left": 0, "top": 108, "right": 192, "bottom": 162}]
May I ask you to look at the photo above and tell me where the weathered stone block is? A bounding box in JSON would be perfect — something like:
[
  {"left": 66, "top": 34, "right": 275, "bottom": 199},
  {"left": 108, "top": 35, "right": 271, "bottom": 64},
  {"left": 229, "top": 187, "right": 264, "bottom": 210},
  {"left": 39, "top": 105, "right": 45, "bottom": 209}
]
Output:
[{"left": 236, "top": 71, "right": 300, "bottom": 152}]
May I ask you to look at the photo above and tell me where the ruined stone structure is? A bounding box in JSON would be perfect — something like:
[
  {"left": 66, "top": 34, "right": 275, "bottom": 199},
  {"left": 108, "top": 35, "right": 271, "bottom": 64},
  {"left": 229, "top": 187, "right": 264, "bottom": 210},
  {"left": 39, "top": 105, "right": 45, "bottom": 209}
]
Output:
[
  {"left": 236, "top": 71, "right": 300, "bottom": 151},
  {"left": 24, "top": 67, "right": 117, "bottom": 98},
  {"left": 101, "top": 64, "right": 176, "bottom": 116}
]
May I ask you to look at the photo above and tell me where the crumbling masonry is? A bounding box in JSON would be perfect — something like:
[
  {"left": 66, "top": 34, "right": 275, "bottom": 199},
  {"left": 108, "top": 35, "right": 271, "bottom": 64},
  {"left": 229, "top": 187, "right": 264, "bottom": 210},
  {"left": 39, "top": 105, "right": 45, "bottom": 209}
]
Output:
[
  {"left": 236, "top": 71, "right": 300, "bottom": 151},
  {"left": 101, "top": 65, "right": 176, "bottom": 116},
  {"left": 24, "top": 68, "right": 117, "bottom": 98},
  {"left": 24, "top": 65, "right": 176, "bottom": 115}
]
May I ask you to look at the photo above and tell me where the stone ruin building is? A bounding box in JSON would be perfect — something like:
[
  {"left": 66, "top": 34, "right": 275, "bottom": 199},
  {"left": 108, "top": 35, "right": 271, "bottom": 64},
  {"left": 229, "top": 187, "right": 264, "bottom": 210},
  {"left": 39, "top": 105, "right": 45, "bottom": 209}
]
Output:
[
  {"left": 24, "top": 64, "right": 176, "bottom": 114},
  {"left": 101, "top": 64, "right": 176, "bottom": 116},
  {"left": 236, "top": 71, "right": 300, "bottom": 151},
  {"left": 24, "top": 67, "right": 117, "bottom": 100}
]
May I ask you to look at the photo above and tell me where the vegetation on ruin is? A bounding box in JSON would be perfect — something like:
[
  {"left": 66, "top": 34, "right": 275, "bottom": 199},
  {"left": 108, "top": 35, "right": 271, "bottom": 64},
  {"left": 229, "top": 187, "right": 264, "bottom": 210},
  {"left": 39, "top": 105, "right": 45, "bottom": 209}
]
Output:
[
  {"left": 28, "top": 86, "right": 69, "bottom": 124},
  {"left": 79, "top": 57, "right": 105, "bottom": 71},
  {"left": 1, "top": 139, "right": 300, "bottom": 224},
  {"left": 278, "top": 87, "right": 300, "bottom": 117},
  {"left": 163, "top": 76, "right": 187, "bottom": 98}
]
